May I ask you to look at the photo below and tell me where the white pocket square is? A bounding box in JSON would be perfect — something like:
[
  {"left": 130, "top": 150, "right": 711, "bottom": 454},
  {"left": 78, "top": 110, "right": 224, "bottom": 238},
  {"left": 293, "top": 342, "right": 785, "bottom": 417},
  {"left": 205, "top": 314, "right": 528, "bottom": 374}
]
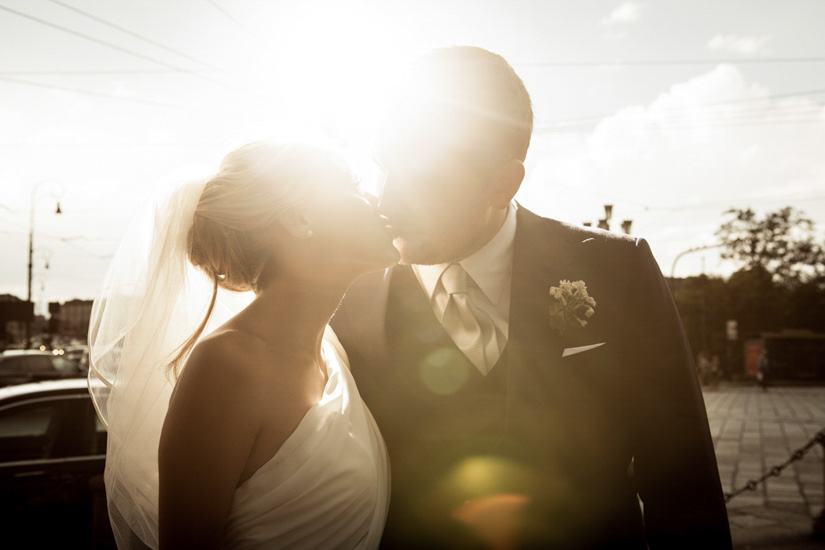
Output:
[{"left": 562, "top": 342, "right": 607, "bottom": 357}]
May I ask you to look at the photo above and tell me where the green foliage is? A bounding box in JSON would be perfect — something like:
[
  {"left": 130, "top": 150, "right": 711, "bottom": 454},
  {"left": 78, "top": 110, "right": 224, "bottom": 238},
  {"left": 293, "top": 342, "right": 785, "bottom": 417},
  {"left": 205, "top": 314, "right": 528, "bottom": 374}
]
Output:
[
  {"left": 716, "top": 207, "right": 825, "bottom": 285},
  {"left": 725, "top": 265, "right": 788, "bottom": 335},
  {"left": 670, "top": 268, "right": 825, "bottom": 378},
  {"left": 670, "top": 274, "right": 730, "bottom": 358},
  {"left": 669, "top": 206, "right": 825, "bottom": 378}
]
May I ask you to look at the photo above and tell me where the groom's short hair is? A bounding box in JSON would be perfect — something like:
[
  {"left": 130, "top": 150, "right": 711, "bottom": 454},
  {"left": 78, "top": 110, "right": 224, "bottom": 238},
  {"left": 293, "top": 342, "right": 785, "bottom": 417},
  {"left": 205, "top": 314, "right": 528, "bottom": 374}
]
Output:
[{"left": 380, "top": 46, "right": 534, "bottom": 168}]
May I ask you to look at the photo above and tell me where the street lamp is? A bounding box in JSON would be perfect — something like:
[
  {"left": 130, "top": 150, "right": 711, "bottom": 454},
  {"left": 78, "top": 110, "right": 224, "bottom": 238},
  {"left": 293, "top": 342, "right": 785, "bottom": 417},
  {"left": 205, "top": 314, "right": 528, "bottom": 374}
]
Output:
[
  {"left": 587, "top": 205, "right": 632, "bottom": 234},
  {"left": 621, "top": 220, "right": 633, "bottom": 234},
  {"left": 597, "top": 204, "right": 613, "bottom": 230},
  {"left": 26, "top": 182, "right": 61, "bottom": 348},
  {"left": 670, "top": 243, "right": 722, "bottom": 278}
]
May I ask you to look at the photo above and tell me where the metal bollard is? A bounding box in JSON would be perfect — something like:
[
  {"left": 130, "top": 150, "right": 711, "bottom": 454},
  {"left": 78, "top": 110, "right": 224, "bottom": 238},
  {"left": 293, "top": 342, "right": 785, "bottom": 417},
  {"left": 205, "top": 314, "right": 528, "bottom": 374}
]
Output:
[{"left": 814, "top": 434, "right": 825, "bottom": 540}]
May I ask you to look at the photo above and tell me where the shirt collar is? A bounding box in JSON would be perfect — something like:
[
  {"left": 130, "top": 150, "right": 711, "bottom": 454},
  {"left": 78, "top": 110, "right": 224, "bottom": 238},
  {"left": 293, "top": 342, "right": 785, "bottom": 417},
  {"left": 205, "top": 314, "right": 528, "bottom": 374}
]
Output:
[{"left": 413, "top": 202, "right": 517, "bottom": 306}]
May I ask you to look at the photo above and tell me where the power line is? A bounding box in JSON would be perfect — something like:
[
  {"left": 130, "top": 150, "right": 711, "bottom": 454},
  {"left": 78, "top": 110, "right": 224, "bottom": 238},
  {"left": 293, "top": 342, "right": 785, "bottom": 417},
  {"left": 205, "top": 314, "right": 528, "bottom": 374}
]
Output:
[
  {"left": 536, "top": 88, "right": 825, "bottom": 130},
  {"left": 0, "top": 3, "right": 255, "bottom": 96},
  {"left": 0, "top": 4, "right": 194, "bottom": 74},
  {"left": 689, "top": 101, "right": 823, "bottom": 120},
  {"left": 0, "top": 142, "right": 222, "bottom": 147},
  {"left": 203, "top": 0, "right": 275, "bottom": 54},
  {"left": 205, "top": 0, "right": 256, "bottom": 35},
  {"left": 538, "top": 110, "right": 825, "bottom": 132},
  {"left": 45, "top": 0, "right": 228, "bottom": 74},
  {"left": 0, "top": 69, "right": 178, "bottom": 75},
  {"left": 516, "top": 56, "right": 825, "bottom": 68},
  {"left": 0, "top": 141, "right": 220, "bottom": 147},
  {"left": 55, "top": 239, "right": 114, "bottom": 259},
  {"left": 627, "top": 105, "right": 825, "bottom": 130},
  {"left": 0, "top": 227, "right": 117, "bottom": 258},
  {"left": 539, "top": 115, "right": 825, "bottom": 134},
  {"left": 636, "top": 193, "right": 825, "bottom": 214},
  {"left": 0, "top": 75, "right": 236, "bottom": 117},
  {"left": 644, "top": 116, "right": 825, "bottom": 131}
]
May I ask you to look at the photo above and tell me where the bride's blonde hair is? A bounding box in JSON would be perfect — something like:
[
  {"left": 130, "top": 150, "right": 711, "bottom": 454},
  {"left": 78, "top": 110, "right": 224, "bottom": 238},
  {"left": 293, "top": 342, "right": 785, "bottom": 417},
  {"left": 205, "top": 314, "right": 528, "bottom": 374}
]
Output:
[{"left": 168, "top": 141, "right": 352, "bottom": 376}]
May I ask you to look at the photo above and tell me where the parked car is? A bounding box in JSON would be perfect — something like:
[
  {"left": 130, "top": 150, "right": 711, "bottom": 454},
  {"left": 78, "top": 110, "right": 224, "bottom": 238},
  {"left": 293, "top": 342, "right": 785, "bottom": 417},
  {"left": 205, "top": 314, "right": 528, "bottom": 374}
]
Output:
[
  {"left": 63, "top": 345, "right": 91, "bottom": 373},
  {"left": 0, "top": 349, "right": 83, "bottom": 388},
  {"left": 0, "top": 379, "right": 113, "bottom": 548}
]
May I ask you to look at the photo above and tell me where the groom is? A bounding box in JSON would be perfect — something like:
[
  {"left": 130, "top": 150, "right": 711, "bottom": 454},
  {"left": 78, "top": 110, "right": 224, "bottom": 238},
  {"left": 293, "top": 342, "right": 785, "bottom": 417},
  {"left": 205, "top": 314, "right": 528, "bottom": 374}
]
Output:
[{"left": 331, "top": 47, "right": 731, "bottom": 549}]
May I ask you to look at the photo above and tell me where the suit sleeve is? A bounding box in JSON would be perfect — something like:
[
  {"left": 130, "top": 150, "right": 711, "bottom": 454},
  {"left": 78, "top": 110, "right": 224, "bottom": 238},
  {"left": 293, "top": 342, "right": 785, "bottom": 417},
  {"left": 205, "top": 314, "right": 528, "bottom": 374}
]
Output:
[{"left": 623, "top": 238, "right": 731, "bottom": 548}]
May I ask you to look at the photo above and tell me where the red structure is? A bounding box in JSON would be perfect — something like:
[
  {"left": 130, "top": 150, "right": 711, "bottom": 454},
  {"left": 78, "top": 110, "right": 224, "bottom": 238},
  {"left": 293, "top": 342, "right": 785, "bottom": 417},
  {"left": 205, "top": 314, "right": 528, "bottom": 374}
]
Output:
[{"left": 744, "top": 330, "right": 825, "bottom": 382}]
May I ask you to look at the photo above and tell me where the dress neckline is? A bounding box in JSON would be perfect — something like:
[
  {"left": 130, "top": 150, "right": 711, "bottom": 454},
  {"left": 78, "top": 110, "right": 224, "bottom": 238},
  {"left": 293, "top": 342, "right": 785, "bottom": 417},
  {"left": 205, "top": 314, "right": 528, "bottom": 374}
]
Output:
[{"left": 236, "top": 339, "right": 342, "bottom": 490}]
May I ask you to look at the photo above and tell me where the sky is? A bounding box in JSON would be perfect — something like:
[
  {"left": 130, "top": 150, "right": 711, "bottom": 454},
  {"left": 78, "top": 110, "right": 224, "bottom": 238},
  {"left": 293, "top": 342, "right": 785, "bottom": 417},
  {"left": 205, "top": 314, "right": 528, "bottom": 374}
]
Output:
[{"left": 1, "top": 0, "right": 824, "bottom": 313}]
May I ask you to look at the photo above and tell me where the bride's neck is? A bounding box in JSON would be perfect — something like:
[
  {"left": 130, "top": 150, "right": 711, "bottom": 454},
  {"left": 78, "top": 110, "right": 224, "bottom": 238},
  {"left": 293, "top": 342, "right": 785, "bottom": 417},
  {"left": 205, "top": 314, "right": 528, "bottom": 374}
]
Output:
[{"left": 243, "top": 274, "right": 350, "bottom": 355}]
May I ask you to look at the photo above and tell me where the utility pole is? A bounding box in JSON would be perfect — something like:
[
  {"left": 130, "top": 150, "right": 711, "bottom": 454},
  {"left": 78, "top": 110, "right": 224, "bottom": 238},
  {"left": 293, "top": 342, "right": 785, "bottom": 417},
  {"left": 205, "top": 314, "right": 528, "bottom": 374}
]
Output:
[{"left": 26, "top": 182, "right": 61, "bottom": 348}]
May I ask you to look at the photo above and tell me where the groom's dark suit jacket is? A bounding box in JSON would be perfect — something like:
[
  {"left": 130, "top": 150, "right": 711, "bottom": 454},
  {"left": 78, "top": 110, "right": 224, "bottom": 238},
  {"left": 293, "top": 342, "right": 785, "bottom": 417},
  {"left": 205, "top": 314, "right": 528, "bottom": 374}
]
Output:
[{"left": 331, "top": 205, "right": 731, "bottom": 549}]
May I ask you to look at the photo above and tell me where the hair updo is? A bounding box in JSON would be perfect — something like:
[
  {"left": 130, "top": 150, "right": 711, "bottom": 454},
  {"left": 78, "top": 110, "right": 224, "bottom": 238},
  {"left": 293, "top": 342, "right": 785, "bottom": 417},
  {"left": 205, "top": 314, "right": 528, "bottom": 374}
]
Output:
[{"left": 167, "top": 141, "right": 353, "bottom": 376}]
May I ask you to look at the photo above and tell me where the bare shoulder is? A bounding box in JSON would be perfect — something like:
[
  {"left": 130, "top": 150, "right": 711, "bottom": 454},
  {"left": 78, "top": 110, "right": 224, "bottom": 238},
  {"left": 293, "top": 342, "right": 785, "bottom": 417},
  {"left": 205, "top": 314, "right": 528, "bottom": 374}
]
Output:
[
  {"left": 174, "top": 329, "right": 273, "bottom": 405},
  {"left": 189, "top": 329, "right": 269, "bottom": 368}
]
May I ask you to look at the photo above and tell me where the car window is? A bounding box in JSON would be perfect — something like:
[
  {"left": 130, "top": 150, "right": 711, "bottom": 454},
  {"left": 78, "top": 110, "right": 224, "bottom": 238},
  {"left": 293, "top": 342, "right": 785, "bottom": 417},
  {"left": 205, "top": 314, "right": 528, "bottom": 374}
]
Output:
[
  {"left": 0, "top": 399, "right": 69, "bottom": 461},
  {"left": 91, "top": 408, "right": 107, "bottom": 454},
  {"left": 51, "top": 357, "right": 79, "bottom": 374},
  {"left": 0, "top": 357, "right": 27, "bottom": 373},
  {"left": 74, "top": 400, "right": 108, "bottom": 457},
  {"left": 25, "top": 355, "right": 54, "bottom": 373}
]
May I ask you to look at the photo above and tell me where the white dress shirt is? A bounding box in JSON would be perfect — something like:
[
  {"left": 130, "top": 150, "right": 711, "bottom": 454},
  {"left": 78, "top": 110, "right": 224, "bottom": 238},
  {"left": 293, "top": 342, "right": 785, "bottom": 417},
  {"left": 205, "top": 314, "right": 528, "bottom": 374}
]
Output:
[{"left": 412, "top": 203, "right": 517, "bottom": 373}]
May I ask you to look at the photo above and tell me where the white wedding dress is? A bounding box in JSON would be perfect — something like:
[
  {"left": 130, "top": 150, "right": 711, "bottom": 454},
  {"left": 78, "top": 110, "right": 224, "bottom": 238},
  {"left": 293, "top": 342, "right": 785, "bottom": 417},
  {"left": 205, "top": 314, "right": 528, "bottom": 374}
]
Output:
[
  {"left": 220, "top": 330, "right": 389, "bottom": 549},
  {"left": 101, "top": 328, "right": 389, "bottom": 550},
  {"left": 89, "top": 174, "right": 388, "bottom": 548}
]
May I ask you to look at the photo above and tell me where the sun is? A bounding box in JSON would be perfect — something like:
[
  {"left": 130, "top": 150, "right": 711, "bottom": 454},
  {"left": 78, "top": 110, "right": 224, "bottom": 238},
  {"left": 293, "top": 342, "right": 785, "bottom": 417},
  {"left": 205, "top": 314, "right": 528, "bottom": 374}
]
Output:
[
  {"left": 260, "top": 6, "right": 399, "bottom": 136},
  {"left": 244, "top": 2, "right": 407, "bottom": 193}
]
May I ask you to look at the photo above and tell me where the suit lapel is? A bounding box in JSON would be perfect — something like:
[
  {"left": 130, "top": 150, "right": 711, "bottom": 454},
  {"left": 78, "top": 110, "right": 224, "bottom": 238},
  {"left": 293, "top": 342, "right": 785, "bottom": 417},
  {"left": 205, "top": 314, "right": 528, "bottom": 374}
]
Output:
[
  {"left": 508, "top": 205, "right": 611, "bottom": 409},
  {"left": 511, "top": 204, "right": 612, "bottom": 355},
  {"left": 509, "top": 205, "right": 568, "bottom": 374}
]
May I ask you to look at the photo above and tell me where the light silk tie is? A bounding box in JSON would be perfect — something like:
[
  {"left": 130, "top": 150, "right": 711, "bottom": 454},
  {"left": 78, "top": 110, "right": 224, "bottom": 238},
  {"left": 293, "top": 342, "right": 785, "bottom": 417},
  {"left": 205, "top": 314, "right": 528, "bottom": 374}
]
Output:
[{"left": 440, "top": 263, "right": 492, "bottom": 374}]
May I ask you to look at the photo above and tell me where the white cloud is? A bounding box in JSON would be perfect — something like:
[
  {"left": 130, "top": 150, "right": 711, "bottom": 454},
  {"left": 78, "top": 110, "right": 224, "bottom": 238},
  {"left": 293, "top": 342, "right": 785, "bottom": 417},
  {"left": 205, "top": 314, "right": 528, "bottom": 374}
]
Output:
[
  {"left": 601, "top": 2, "right": 642, "bottom": 26},
  {"left": 707, "top": 34, "right": 771, "bottom": 55},
  {"left": 518, "top": 65, "right": 825, "bottom": 278}
]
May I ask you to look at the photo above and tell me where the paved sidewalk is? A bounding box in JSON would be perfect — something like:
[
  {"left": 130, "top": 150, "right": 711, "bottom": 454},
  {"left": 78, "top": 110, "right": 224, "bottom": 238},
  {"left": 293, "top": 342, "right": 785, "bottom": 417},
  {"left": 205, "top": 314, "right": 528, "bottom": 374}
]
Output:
[{"left": 704, "top": 385, "right": 825, "bottom": 549}]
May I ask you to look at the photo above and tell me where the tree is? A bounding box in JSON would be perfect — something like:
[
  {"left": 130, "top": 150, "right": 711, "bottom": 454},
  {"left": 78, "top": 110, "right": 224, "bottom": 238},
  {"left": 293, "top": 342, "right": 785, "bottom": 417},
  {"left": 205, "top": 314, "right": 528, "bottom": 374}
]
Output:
[
  {"left": 670, "top": 275, "right": 732, "bottom": 370},
  {"left": 725, "top": 265, "right": 788, "bottom": 336},
  {"left": 785, "top": 278, "right": 825, "bottom": 331},
  {"left": 716, "top": 207, "right": 825, "bottom": 286}
]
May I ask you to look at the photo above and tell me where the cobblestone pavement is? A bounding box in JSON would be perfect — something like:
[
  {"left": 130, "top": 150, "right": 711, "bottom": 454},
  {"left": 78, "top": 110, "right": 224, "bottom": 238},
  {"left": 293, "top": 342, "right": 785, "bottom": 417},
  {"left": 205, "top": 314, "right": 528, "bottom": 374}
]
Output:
[{"left": 704, "top": 385, "right": 825, "bottom": 549}]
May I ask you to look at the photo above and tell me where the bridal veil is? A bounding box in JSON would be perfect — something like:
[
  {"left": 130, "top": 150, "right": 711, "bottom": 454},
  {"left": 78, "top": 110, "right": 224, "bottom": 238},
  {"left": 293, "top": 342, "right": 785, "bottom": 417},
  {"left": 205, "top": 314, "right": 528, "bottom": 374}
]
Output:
[{"left": 87, "top": 169, "right": 253, "bottom": 548}]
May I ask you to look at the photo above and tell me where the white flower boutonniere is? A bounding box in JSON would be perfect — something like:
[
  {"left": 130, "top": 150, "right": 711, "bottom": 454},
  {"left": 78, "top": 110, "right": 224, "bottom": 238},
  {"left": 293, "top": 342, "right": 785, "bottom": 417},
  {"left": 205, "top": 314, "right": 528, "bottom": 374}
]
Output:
[{"left": 548, "top": 280, "right": 596, "bottom": 335}]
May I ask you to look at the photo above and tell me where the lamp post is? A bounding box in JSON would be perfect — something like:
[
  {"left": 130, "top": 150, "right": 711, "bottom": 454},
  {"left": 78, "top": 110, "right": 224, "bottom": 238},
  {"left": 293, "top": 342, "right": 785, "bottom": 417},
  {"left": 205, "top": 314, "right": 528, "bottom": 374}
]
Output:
[
  {"left": 621, "top": 220, "right": 633, "bottom": 234},
  {"left": 670, "top": 243, "right": 722, "bottom": 278},
  {"left": 26, "top": 182, "right": 61, "bottom": 348},
  {"left": 597, "top": 204, "right": 613, "bottom": 230},
  {"left": 585, "top": 205, "right": 632, "bottom": 234}
]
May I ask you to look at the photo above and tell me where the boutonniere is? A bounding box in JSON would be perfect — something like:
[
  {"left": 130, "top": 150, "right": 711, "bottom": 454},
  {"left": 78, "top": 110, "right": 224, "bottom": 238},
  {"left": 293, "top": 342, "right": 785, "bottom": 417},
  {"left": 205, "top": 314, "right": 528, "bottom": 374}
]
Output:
[{"left": 548, "top": 280, "right": 596, "bottom": 335}]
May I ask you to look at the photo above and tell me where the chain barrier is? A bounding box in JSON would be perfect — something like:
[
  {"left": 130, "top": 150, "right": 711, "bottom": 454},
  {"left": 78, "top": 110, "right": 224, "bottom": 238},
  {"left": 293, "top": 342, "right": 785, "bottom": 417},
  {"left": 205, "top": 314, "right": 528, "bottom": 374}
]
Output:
[{"left": 724, "top": 428, "right": 825, "bottom": 503}]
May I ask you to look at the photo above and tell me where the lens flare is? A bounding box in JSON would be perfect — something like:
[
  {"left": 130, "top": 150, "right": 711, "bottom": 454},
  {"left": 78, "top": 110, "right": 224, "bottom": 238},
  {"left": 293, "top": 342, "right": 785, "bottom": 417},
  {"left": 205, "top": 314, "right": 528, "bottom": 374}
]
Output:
[{"left": 418, "top": 347, "right": 471, "bottom": 395}]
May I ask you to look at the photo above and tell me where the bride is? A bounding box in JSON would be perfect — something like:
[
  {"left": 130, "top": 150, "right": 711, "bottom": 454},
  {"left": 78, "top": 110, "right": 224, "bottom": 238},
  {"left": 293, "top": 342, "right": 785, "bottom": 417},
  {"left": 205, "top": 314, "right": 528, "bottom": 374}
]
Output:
[{"left": 88, "top": 142, "right": 398, "bottom": 549}]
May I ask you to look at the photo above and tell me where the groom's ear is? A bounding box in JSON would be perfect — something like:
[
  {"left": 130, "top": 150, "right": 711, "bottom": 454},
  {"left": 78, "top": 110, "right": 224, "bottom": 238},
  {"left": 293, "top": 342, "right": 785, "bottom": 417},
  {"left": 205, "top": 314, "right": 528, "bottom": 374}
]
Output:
[
  {"left": 489, "top": 159, "right": 525, "bottom": 209},
  {"left": 278, "top": 205, "right": 313, "bottom": 240}
]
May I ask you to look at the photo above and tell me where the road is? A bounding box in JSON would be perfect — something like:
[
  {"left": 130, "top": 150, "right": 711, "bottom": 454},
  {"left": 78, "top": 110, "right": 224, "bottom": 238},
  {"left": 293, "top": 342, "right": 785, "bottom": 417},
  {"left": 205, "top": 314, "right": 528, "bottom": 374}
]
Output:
[{"left": 703, "top": 384, "right": 825, "bottom": 549}]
